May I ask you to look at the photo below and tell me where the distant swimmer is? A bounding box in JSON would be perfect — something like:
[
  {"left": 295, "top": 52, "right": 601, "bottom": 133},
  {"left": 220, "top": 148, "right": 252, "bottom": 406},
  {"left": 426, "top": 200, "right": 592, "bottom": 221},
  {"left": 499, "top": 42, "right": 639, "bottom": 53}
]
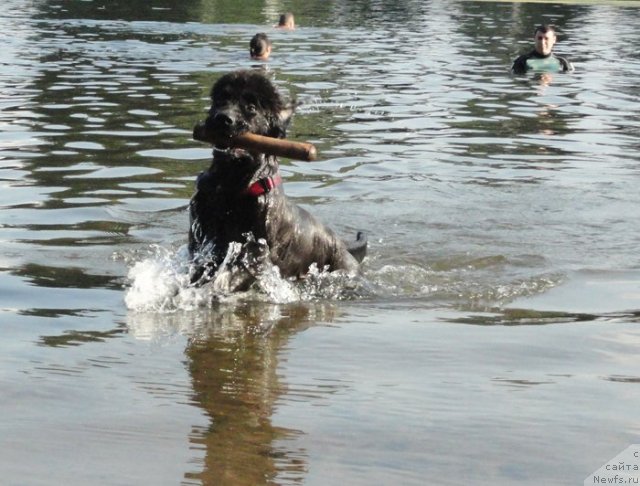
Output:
[
  {"left": 512, "top": 24, "right": 573, "bottom": 74},
  {"left": 275, "top": 12, "right": 295, "bottom": 30},
  {"left": 250, "top": 33, "right": 272, "bottom": 60}
]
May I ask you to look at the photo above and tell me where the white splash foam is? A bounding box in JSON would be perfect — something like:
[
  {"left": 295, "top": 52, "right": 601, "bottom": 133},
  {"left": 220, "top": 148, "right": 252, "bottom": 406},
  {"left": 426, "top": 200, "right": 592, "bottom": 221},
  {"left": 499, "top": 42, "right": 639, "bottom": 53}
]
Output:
[
  {"left": 124, "top": 244, "right": 205, "bottom": 312},
  {"left": 123, "top": 243, "right": 364, "bottom": 312}
]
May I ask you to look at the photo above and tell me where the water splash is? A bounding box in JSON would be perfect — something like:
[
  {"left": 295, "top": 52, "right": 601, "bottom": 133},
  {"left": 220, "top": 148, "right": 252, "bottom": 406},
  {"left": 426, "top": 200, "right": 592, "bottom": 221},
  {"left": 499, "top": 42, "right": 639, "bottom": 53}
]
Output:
[
  {"left": 123, "top": 244, "right": 209, "bottom": 312},
  {"left": 123, "top": 242, "right": 371, "bottom": 312},
  {"left": 123, "top": 243, "right": 562, "bottom": 313}
]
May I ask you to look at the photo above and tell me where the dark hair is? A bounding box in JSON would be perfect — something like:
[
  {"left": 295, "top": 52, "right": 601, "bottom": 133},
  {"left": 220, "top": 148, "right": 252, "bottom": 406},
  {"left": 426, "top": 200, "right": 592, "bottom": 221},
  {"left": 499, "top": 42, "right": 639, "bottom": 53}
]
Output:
[
  {"left": 534, "top": 24, "right": 556, "bottom": 35},
  {"left": 250, "top": 33, "right": 271, "bottom": 58},
  {"left": 278, "top": 12, "right": 295, "bottom": 27}
]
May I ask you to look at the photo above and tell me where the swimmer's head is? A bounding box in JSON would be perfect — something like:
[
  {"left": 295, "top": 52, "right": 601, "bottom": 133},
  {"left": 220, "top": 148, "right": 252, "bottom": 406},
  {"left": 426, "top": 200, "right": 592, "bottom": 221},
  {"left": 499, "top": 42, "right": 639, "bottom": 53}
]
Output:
[
  {"left": 250, "top": 33, "right": 272, "bottom": 60},
  {"left": 533, "top": 24, "right": 557, "bottom": 57},
  {"left": 277, "top": 12, "right": 295, "bottom": 30}
]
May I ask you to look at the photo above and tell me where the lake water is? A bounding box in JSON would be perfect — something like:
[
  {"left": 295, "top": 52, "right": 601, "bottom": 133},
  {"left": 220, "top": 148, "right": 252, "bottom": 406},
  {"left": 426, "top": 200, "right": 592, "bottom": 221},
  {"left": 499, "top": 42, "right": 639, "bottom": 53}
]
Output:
[{"left": 2, "top": 0, "right": 640, "bottom": 484}]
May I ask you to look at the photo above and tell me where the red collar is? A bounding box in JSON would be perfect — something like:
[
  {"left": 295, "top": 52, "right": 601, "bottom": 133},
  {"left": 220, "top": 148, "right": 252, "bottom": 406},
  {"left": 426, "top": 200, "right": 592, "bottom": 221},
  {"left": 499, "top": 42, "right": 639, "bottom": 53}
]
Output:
[{"left": 243, "top": 174, "right": 282, "bottom": 197}]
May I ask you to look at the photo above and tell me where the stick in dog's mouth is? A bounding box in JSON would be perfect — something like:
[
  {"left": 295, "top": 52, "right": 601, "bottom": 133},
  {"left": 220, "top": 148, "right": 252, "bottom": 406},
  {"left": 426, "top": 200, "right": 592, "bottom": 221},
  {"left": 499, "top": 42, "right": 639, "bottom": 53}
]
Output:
[{"left": 193, "top": 121, "right": 317, "bottom": 162}]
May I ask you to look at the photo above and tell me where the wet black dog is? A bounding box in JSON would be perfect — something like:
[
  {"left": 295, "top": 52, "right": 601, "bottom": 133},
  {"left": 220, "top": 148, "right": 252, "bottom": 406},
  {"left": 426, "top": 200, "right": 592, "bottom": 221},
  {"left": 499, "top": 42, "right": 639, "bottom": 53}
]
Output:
[{"left": 189, "top": 70, "right": 366, "bottom": 290}]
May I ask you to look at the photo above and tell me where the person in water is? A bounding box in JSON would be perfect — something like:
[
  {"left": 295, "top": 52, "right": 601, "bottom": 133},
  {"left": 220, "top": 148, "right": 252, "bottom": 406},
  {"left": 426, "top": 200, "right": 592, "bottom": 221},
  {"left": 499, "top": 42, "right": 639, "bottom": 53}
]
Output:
[
  {"left": 275, "top": 12, "right": 295, "bottom": 30},
  {"left": 250, "top": 33, "right": 272, "bottom": 60},
  {"left": 512, "top": 24, "right": 573, "bottom": 74}
]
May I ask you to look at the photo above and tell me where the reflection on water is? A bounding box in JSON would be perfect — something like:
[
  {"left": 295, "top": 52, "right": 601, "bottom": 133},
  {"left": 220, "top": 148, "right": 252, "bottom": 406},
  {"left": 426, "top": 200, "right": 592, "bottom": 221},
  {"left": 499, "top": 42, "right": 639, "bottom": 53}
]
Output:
[
  {"left": 128, "top": 303, "right": 335, "bottom": 485},
  {"left": 186, "top": 306, "right": 310, "bottom": 485},
  {"left": 2, "top": 0, "right": 640, "bottom": 484}
]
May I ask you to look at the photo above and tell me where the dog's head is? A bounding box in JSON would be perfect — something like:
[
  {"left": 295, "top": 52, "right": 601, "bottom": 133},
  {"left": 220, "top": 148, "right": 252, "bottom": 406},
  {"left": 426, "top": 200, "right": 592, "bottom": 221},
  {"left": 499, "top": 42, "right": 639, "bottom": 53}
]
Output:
[{"left": 196, "top": 70, "right": 294, "bottom": 150}]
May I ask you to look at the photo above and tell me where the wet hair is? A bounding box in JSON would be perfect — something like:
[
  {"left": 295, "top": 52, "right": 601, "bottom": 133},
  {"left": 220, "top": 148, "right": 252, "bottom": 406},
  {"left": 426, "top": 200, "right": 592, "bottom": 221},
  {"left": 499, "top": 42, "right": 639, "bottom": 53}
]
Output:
[
  {"left": 534, "top": 24, "right": 556, "bottom": 36},
  {"left": 250, "top": 33, "right": 272, "bottom": 59},
  {"left": 278, "top": 12, "right": 295, "bottom": 28}
]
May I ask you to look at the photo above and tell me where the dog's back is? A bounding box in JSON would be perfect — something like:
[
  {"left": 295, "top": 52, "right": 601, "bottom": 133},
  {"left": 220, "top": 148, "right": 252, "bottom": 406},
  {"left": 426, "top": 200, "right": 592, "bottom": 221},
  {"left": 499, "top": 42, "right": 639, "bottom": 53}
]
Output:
[{"left": 265, "top": 194, "right": 363, "bottom": 277}]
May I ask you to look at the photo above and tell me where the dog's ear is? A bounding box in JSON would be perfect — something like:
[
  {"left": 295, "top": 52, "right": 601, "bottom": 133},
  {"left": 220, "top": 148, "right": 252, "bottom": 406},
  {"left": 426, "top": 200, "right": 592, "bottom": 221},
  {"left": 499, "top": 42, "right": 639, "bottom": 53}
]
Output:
[
  {"left": 278, "top": 99, "right": 300, "bottom": 127},
  {"left": 267, "top": 99, "right": 298, "bottom": 139},
  {"left": 278, "top": 106, "right": 294, "bottom": 127}
]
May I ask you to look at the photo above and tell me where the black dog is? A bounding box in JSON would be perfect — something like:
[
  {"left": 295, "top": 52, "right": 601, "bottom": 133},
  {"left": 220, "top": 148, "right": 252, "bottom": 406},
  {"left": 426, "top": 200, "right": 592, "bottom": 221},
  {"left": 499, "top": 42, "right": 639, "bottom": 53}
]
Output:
[{"left": 189, "top": 70, "right": 366, "bottom": 290}]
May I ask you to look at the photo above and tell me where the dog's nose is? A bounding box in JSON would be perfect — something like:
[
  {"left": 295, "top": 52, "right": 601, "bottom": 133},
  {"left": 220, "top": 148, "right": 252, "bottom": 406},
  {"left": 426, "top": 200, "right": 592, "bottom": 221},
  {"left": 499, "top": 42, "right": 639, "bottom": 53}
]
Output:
[{"left": 211, "top": 113, "right": 233, "bottom": 129}]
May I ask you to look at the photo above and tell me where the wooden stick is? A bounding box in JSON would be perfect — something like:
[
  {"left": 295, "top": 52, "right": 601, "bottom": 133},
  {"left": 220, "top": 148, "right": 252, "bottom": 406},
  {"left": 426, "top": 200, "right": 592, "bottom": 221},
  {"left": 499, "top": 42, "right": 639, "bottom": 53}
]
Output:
[{"left": 193, "top": 122, "right": 317, "bottom": 161}]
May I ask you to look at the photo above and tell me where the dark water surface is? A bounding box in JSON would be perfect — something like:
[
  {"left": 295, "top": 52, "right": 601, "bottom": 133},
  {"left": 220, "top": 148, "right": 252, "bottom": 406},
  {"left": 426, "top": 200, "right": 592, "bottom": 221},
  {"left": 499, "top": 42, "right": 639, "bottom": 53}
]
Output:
[{"left": 2, "top": 0, "right": 640, "bottom": 484}]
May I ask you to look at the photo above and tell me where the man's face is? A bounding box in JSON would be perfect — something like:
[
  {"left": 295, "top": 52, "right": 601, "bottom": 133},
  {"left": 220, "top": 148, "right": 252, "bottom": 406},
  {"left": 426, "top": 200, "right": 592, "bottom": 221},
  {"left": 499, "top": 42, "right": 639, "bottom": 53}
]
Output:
[{"left": 534, "top": 30, "right": 556, "bottom": 56}]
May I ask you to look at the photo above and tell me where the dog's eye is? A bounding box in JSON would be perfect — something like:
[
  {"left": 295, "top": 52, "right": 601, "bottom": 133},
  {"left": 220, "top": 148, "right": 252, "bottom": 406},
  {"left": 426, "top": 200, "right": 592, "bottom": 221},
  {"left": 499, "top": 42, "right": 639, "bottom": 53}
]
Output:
[{"left": 245, "top": 104, "right": 257, "bottom": 115}]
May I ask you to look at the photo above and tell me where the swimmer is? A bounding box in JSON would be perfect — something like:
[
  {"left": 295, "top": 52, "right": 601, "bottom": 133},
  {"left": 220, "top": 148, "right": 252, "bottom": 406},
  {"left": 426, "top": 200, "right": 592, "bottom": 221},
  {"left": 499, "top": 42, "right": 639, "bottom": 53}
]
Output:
[
  {"left": 250, "top": 33, "right": 272, "bottom": 60},
  {"left": 275, "top": 12, "right": 295, "bottom": 30},
  {"left": 512, "top": 24, "right": 574, "bottom": 75}
]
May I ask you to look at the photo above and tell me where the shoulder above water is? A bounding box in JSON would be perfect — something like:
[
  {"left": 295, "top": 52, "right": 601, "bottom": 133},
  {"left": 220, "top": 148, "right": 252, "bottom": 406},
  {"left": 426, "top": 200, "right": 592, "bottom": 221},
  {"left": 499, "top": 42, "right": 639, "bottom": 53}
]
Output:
[{"left": 511, "top": 50, "right": 574, "bottom": 75}]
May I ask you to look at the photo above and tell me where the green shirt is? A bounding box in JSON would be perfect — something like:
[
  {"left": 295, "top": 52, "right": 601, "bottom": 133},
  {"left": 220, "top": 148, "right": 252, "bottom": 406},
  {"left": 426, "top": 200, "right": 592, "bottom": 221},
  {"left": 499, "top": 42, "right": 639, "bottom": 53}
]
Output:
[{"left": 512, "top": 49, "right": 573, "bottom": 75}]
